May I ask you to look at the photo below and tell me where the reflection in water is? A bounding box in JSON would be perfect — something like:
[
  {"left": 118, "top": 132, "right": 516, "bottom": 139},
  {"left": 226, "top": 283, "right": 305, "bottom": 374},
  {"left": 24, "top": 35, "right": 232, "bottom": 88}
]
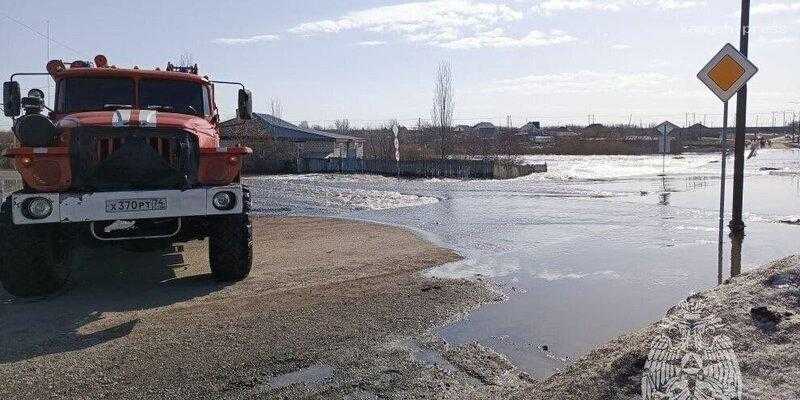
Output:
[{"left": 659, "top": 176, "right": 672, "bottom": 206}]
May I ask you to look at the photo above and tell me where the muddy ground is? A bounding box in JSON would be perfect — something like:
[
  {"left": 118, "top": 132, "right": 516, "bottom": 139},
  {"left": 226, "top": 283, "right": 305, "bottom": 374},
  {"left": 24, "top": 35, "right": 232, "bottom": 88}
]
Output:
[
  {"left": 0, "top": 217, "right": 539, "bottom": 399},
  {"left": 2, "top": 215, "right": 797, "bottom": 399}
]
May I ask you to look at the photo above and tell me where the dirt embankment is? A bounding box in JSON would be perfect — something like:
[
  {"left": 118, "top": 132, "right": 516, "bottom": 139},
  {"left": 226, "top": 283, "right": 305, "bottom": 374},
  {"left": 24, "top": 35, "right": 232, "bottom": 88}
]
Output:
[
  {"left": 0, "top": 217, "right": 539, "bottom": 399},
  {"left": 533, "top": 255, "right": 800, "bottom": 400}
]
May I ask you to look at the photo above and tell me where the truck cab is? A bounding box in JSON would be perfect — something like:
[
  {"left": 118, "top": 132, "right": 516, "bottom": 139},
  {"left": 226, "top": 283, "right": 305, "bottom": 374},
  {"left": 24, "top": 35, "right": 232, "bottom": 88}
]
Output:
[{"left": 0, "top": 55, "right": 255, "bottom": 297}]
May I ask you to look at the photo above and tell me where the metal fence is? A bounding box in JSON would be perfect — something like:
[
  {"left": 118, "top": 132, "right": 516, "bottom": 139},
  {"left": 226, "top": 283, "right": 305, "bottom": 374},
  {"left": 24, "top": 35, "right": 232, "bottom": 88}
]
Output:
[{"left": 297, "top": 158, "right": 547, "bottom": 179}]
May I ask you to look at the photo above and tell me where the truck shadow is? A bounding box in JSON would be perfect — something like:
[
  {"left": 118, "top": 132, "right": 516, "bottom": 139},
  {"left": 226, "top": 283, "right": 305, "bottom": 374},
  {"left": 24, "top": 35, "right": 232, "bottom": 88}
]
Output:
[{"left": 0, "top": 242, "right": 225, "bottom": 364}]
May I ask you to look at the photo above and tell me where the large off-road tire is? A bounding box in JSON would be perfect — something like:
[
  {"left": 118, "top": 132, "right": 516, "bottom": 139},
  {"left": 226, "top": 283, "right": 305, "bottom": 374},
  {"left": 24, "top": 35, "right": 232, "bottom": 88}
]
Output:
[
  {"left": 0, "top": 198, "right": 73, "bottom": 297},
  {"left": 208, "top": 213, "right": 253, "bottom": 282}
]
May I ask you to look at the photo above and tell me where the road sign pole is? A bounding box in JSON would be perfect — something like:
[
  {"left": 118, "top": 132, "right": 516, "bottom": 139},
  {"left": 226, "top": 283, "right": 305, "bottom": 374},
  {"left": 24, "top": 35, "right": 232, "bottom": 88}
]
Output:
[
  {"left": 718, "top": 100, "right": 730, "bottom": 284},
  {"left": 656, "top": 122, "right": 677, "bottom": 177},
  {"left": 393, "top": 124, "right": 400, "bottom": 179},
  {"left": 697, "top": 42, "right": 757, "bottom": 284},
  {"left": 729, "top": 0, "right": 750, "bottom": 278}
]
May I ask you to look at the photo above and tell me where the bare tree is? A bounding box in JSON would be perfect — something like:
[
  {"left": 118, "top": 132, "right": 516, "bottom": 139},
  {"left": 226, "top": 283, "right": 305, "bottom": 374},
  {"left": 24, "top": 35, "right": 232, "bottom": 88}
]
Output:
[
  {"left": 335, "top": 119, "right": 350, "bottom": 133},
  {"left": 298, "top": 120, "right": 310, "bottom": 129},
  {"left": 178, "top": 52, "right": 194, "bottom": 68},
  {"left": 431, "top": 61, "right": 454, "bottom": 160},
  {"left": 269, "top": 98, "right": 283, "bottom": 119}
]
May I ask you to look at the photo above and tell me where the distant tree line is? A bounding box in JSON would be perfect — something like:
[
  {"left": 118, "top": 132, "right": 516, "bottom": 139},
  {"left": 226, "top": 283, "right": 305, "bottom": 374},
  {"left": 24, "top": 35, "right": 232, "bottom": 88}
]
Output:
[{"left": 0, "top": 132, "right": 11, "bottom": 169}]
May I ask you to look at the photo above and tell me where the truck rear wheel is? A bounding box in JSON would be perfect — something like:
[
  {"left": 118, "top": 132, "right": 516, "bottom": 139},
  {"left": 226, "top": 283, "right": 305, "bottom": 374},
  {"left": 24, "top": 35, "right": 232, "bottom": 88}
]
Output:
[
  {"left": 208, "top": 213, "right": 253, "bottom": 282},
  {"left": 0, "top": 199, "right": 73, "bottom": 297}
]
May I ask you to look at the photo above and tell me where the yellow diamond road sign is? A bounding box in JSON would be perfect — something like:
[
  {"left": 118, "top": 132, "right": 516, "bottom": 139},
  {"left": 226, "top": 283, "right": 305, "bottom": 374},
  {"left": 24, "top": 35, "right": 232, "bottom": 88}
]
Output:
[{"left": 697, "top": 43, "right": 758, "bottom": 102}]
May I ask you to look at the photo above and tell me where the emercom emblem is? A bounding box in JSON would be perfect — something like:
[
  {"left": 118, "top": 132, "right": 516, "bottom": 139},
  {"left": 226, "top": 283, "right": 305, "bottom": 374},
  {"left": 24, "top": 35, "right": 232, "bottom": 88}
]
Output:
[{"left": 642, "top": 295, "right": 742, "bottom": 399}]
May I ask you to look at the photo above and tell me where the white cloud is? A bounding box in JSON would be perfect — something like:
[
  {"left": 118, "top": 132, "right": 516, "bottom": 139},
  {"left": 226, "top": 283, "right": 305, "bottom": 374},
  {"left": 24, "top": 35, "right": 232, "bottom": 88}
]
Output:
[
  {"left": 752, "top": 2, "right": 800, "bottom": 14},
  {"left": 288, "top": 0, "right": 566, "bottom": 49},
  {"left": 610, "top": 43, "right": 632, "bottom": 50},
  {"left": 356, "top": 40, "right": 388, "bottom": 46},
  {"left": 213, "top": 34, "right": 279, "bottom": 45},
  {"left": 532, "top": 0, "right": 704, "bottom": 14},
  {"left": 657, "top": 0, "right": 704, "bottom": 9},
  {"left": 486, "top": 70, "right": 678, "bottom": 94},
  {"left": 440, "top": 28, "right": 576, "bottom": 49},
  {"left": 532, "top": 0, "right": 625, "bottom": 14}
]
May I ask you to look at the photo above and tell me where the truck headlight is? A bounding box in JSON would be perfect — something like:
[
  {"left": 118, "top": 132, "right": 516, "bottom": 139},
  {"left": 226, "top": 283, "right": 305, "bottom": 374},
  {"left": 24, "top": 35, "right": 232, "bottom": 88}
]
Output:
[
  {"left": 212, "top": 191, "right": 236, "bottom": 211},
  {"left": 23, "top": 197, "right": 53, "bottom": 219}
]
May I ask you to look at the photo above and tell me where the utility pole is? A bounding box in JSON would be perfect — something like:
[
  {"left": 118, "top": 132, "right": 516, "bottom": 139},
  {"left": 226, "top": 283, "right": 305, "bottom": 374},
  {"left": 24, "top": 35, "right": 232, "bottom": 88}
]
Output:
[
  {"left": 730, "top": 0, "right": 750, "bottom": 278},
  {"left": 45, "top": 19, "right": 50, "bottom": 108}
]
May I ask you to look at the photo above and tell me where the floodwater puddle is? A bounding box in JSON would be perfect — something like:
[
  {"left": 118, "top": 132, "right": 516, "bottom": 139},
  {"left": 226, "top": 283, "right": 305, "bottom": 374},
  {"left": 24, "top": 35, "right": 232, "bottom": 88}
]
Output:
[
  {"left": 395, "top": 338, "right": 485, "bottom": 387},
  {"left": 266, "top": 364, "right": 334, "bottom": 390}
]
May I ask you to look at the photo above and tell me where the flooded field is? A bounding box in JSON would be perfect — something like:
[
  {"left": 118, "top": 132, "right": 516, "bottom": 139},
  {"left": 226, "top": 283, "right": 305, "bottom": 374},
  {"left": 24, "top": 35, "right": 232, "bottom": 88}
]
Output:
[{"left": 246, "top": 148, "right": 800, "bottom": 377}]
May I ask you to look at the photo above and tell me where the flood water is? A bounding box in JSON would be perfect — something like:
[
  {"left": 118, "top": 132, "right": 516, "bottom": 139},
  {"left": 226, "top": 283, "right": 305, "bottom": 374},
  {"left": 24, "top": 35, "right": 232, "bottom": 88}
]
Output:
[{"left": 246, "top": 148, "right": 800, "bottom": 377}]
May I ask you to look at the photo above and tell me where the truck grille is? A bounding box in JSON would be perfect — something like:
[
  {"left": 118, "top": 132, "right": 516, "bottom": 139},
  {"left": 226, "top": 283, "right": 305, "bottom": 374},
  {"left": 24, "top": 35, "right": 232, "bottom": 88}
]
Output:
[
  {"left": 94, "top": 137, "right": 174, "bottom": 165},
  {"left": 71, "top": 127, "right": 199, "bottom": 191}
]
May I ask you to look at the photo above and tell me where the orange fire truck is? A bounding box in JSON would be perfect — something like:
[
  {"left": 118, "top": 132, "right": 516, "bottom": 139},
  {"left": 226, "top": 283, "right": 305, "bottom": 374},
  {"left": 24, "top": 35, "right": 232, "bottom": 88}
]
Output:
[{"left": 1, "top": 55, "right": 254, "bottom": 297}]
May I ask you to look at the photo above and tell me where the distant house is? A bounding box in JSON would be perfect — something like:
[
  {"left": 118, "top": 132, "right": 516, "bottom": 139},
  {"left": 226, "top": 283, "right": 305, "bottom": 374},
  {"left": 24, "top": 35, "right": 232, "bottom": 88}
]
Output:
[
  {"left": 516, "top": 121, "right": 543, "bottom": 142},
  {"left": 472, "top": 122, "right": 497, "bottom": 138},
  {"left": 582, "top": 123, "right": 606, "bottom": 136},
  {"left": 519, "top": 121, "right": 542, "bottom": 134},
  {"left": 676, "top": 123, "right": 791, "bottom": 142},
  {"left": 453, "top": 124, "right": 471, "bottom": 133},
  {"left": 676, "top": 123, "right": 710, "bottom": 141},
  {"left": 220, "top": 114, "right": 364, "bottom": 160}
]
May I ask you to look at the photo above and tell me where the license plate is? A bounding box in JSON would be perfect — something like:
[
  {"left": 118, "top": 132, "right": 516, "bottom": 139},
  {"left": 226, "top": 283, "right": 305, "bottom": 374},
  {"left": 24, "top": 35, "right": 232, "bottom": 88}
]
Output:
[{"left": 105, "top": 198, "right": 168, "bottom": 213}]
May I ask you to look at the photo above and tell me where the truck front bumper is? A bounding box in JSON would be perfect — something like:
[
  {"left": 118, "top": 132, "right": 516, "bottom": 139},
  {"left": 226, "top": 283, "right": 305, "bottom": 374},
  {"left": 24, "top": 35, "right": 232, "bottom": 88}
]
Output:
[{"left": 11, "top": 185, "right": 244, "bottom": 225}]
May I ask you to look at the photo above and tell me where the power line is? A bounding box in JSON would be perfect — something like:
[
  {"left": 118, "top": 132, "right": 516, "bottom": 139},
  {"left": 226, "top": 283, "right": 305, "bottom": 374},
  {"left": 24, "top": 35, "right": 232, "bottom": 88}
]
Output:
[{"left": 0, "top": 12, "right": 84, "bottom": 58}]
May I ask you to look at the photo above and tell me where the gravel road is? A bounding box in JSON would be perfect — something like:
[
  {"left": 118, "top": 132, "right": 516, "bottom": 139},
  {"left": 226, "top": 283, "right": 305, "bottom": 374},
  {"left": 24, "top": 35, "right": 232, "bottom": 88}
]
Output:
[{"left": 0, "top": 216, "right": 537, "bottom": 399}]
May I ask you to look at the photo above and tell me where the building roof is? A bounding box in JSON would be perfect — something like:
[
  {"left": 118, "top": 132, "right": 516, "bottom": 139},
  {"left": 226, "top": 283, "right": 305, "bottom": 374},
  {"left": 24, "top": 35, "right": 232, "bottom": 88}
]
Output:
[
  {"left": 520, "top": 121, "right": 541, "bottom": 129},
  {"left": 473, "top": 122, "right": 495, "bottom": 129},
  {"left": 254, "top": 114, "right": 363, "bottom": 142},
  {"left": 686, "top": 123, "right": 708, "bottom": 130},
  {"left": 221, "top": 114, "right": 363, "bottom": 142}
]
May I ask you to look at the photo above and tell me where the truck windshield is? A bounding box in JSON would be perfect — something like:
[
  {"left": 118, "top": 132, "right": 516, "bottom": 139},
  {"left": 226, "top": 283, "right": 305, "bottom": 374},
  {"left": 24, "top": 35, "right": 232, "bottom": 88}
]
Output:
[
  {"left": 63, "top": 77, "right": 135, "bottom": 113},
  {"left": 139, "top": 79, "right": 207, "bottom": 116}
]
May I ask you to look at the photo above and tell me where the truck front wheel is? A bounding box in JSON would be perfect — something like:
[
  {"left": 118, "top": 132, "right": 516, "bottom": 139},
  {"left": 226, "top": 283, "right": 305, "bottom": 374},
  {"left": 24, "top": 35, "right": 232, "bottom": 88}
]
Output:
[
  {"left": 208, "top": 213, "right": 253, "bottom": 282},
  {"left": 0, "top": 200, "right": 73, "bottom": 297}
]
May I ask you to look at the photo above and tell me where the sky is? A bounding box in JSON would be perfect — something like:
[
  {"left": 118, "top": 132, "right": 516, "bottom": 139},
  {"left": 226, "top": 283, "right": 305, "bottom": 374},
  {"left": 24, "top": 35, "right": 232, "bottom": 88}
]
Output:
[{"left": 1, "top": 0, "right": 799, "bottom": 129}]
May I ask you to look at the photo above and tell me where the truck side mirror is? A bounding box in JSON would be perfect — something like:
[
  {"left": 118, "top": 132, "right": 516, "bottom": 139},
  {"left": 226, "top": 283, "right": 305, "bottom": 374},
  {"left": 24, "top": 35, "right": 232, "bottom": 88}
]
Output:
[
  {"left": 3, "top": 81, "right": 21, "bottom": 117},
  {"left": 237, "top": 89, "right": 253, "bottom": 120}
]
